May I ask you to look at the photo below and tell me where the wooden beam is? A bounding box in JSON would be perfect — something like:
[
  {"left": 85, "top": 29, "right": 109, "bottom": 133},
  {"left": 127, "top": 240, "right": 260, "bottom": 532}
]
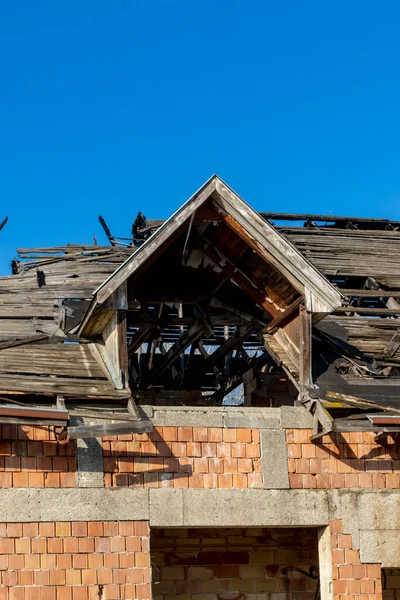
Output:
[
  {"left": 266, "top": 296, "right": 303, "bottom": 334},
  {"left": 299, "top": 304, "right": 312, "bottom": 390},
  {"left": 200, "top": 323, "right": 258, "bottom": 368},
  {"left": 200, "top": 238, "right": 280, "bottom": 318},
  {"left": 0, "top": 334, "right": 49, "bottom": 351},
  {"left": 0, "top": 405, "right": 68, "bottom": 421},
  {"left": 147, "top": 318, "right": 207, "bottom": 384}
]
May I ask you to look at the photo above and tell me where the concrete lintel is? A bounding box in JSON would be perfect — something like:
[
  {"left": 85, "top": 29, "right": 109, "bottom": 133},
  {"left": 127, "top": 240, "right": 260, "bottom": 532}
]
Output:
[
  {"left": 359, "top": 530, "right": 399, "bottom": 566},
  {"left": 149, "top": 489, "right": 184, "bottom": 527},
  {"left": 140, "top": 405, "right": 312, "bottom": 430},
  {"left": 280, "top": 406, "right": 314, "bottom": 429},
  {"left": 0, "top": 489, "right": 149, "bottom": 522},
  {"left": 224, "top": 412, "right": 280, "bottom": 429},
  {"left": 260, "top": 430, "right": 289, "bottom": 489},
  {"left": 358, "top": 490, "right": 400, "bottom": 531},
  {"left": 147, "top": 489, "right": 330, "bottom": 528}
]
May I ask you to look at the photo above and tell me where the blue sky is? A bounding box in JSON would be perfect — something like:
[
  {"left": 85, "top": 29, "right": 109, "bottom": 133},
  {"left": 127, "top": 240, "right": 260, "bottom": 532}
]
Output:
[{"left": 1, "top": 1, "right": 400, "bottom": 275}]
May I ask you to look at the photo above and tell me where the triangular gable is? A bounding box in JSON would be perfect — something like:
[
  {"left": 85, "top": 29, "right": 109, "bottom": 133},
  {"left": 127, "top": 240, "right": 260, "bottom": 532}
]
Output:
[{"left": 93, "top": 175, "right": 342, "bottom": 313}]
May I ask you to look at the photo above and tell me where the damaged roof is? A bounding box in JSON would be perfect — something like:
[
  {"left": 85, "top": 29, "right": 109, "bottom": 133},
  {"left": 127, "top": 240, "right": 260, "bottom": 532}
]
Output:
[{"left": 0, "top": 175, "right": 400, "bottom": 438}]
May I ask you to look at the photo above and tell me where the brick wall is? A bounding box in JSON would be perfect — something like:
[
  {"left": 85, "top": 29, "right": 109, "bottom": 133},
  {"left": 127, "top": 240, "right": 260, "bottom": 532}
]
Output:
[
  {"left": 103, "top": 427, "right": 262, "bottom": 489},
  {"left": 330, "top": 519, "right": 382, "bottom": 600},
  {"left": 151, "top": 526, "right": 319, "bottom": 600},
  {"left": 287, "top": 430, "right": 400, "bottom": 489},
  {"left": 383, "top": 569, "right": 400, "bottom": 599},
  {"left": 0, "top": 426, "right": 76, "bottom": 488},
  {"left": 0, "top": 520, "right": 150, "bottom": 600}
]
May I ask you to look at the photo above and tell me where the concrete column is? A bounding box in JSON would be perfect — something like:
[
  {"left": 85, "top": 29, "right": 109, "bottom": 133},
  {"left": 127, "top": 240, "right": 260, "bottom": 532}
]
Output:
[{"left": 318, "top": 526, "right": 334, "bottom": 600}]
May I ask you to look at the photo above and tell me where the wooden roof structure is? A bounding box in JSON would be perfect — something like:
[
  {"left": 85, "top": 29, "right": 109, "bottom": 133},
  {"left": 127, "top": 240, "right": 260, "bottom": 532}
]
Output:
[{"left": 0, "top": 175, "right": 400, "bottom": 439}]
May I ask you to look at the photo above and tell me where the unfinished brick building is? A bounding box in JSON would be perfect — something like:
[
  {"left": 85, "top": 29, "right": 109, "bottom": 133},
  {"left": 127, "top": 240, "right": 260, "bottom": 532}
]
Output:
[{"left": 0, "top": 175, "right": 400, "bottom": 600}]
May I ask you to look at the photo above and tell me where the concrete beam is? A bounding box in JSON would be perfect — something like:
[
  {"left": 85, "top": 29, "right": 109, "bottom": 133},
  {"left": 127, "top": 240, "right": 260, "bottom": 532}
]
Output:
[
  {"left": 0, "top": 489, "right": 149, "bottom": 522},
  {"left": 150, "top": 489, "right": 330, "bottom": 527},
  {"left": 140, "top": 405, "right": 313, "bottom": 429}
]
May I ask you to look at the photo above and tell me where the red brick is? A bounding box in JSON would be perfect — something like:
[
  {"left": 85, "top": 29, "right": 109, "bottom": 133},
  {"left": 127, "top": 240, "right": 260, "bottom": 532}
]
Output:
[
  {"left": 31, "top": 537, "right": 46, "bottom": 553},
  {"left": 72, "top": 521, "right": 88, "bottom": 537},
  {"left": 187, "top": 442, "right": 201, "bottom": 457},
  {"left": 88, "top": 553, "right": 103, "bottom": 569},
  {"left": 9, "top": 555, "right": 24, "bottom": 570},
  {"left": 63, "top": 537, "right": 79, "bottom": 553},
  {"left": 208, "top": 428, "right": 223, "bottom": 442},
  {"left": 223, "top": 429, "right": 237, "bottom": 442},
  {"left": 360, "top": 579, "right": 375, "bottom": 594},
  {"left": 295, "top": 459, "right": 310, "bottom": 474},
  {"left": 7, "top": 522, "right": 22, "bottom": 537},
  {"left": 0, "top": 472, "right": 12, "bottom": 487},
  {"left": 217, "top": 443, "right": 231, "bottom": 458},
  {"left": 333, "top": 579, "right": 347, "bottom": 594},
  {"left": 177, "top": 427, "right": 193, "bottom": 442},
  {"left": 367, "top": 564, "right": 381, "bottom": 578},
  {"left": 331, "top": 549, "right": 345, "bottom": 564},
  {"left": 25, "top": 554, "right": 41, "bottom": 570},
  {"left": 0, "top": 441, "right": 11, "bottom": 456},
  {"left": 65, "top": 569, "right": 82, "bottom": 585},
  {"left": 231, "top": 443, "right": 246, "bottom": 458},
  {"left": 15, "top": 537, "right": 30, "bottom": 553},
  {"left": 44, "top": 473, "right": 60, "bottom": 487},
  {"left": 193, "top": 457, "right": 209, "bottom": 473},
  {"left": 173, "top": 473, "right": 189, "bottom": 487},
  {"left": 78, "top": 537, "right": 94, "bottom": 553},
  {"left": 203, "top": 473, "right": 218, "bottom": 488},
  {"left": 288, "top": 444, "right": 302, "bottom": 459},
  {"left": 339, "top": 565, "right": 353, "bottom": 578},
  {"left": 134, "top": 522, "right": 149, "bottom": 536},
  {"left": 60, "top": 472, "right": 76, "bottom": 487},
  {"left": 57, "top": 587, "right": 72, "bottom": 600},
  {"left": 330, "top": 520, "right": 344, "bottom": 534},
  {"left": 125, "top": 536, "right": 141, "bottom": 552},
  {"left": 202, "top": 442, "right": 217, "bottom": 457},
  {"left": 193, "top": 427, "right": 208, "bottom": 442},
  {"left": 14, "top": 471, "right": 32, "bottom": 488},
  {"left": 215, "top": 565, "right": 239, "bottom": 578},
  {"left": 218, "top": 474, "right": 233, "bottom": 488},
  {"left": 248, "top": 473, "right": 263, "bottom": 488},
  {"left": 97, "top": 570, "right": 113, "bottom": 584},
  {"left": 18, "top": 569, "right": 33, "bottom": 585},
  {"left": 82, "top": 569, "right": 97, "bottom": 585},
  {"left": 171, "top": 442, "right": 187, "bottom": 457},
  {"left": 22, "top": 522, "right": 38, "bottom": 536},
  {"left": 162, "top": 427, "right": 178, "bottom": 442},
  {"left": 338, "top": 534, "right": 352, "bottom": 549},
  {"left": 48, "top": 537, "right": 64, "bottom": 553},
  {"left": 110, "top": 536, "right": 125, "bottom": 552},
  {"left": 302, "top": 444, "right": 316, "bottom": 458},
  {"left": 188, "top": 473, "right": 204, "bottom": 488},
  {"left": 50, "top": 569, "right": 66, "bottom": 585},
  {"left": 235, "top": 429, "right": 251, "bottom": 443},
  {"left": 289, "top": 473, "right": 303, "bottom": 488},
  {"left": 222, "top": 458, "right": 238, "bottom": 474},
  {"left": 57, "top": 554, "right": 72, "bottom": 569},
  {"left": 345, "top": 549, "right": 360, "bottom": 563},
  {"left": 73, "top": 553, "right": 87, "bottom": 568},
  {"left": 208, "top": 458, "right": 223, "bottom": 473},
  {"left": 104, "top": 553, "right": 119, "bottom": 568}
]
